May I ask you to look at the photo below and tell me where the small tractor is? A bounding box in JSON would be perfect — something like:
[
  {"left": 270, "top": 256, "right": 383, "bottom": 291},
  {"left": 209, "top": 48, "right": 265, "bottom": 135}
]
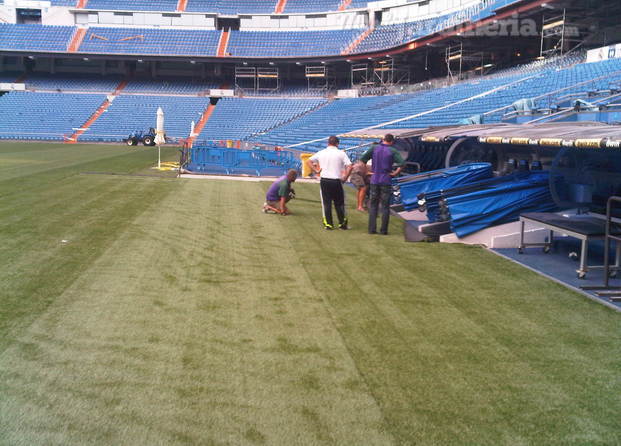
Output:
[{"left": 125, "top": 128, "right": 157, "bottom": 146}]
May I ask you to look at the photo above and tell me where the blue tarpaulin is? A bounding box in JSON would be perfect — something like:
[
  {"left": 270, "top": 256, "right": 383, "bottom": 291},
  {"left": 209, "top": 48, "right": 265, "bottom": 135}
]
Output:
[
  {"left": 421, "top": 173, "right": 535, "bottom": 223},
  {"left": 445, "top": 171, "right": 557, "bottom": 237},
  {"left": 396, "top": 163, "right": 493, "bottom": 211}
]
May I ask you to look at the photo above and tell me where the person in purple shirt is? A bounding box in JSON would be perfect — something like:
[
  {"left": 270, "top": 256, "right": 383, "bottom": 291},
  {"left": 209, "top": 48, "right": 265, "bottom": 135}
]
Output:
[
  {"left": 263, "top": 169, "right": 298, "bottom": 215},
  {"left": 360, "top": 134, "right": 405, "bottom": 235}
]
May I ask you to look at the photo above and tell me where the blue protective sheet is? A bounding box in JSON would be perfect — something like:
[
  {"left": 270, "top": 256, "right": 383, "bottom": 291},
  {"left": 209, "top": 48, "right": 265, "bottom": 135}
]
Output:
[
  {"left": 445, "top": 171, "right": 557, "bottom": 237},
  {"left": 397, "top": 163, "right": 493, "bottom": 211},
  {"left": 421, "top": 173, "right": 533, "bottom": 223}
]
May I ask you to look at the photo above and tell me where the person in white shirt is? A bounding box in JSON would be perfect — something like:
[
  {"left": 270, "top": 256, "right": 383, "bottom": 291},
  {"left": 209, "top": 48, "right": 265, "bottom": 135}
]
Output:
[{"left": 306, "top": 136, "right": 353, "bottom": 230}]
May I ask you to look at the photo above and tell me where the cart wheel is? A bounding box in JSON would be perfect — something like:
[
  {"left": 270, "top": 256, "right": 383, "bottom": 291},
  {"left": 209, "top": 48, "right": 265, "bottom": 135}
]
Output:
[
  {"left": 577, "top": 271, "right": 586, "bottom": 280},
  {"left": 143, "top": 136, "right": 154, "bottom": 146},
  {"left": 543, "top": 245, "right": 551, "bottom": 254},
  {"left": 126, "top": 137, "right": 137, "bottom": 146}
]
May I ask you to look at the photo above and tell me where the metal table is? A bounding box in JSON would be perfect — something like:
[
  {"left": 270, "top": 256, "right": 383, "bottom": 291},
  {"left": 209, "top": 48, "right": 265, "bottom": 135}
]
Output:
[{"left": 518, "top": 212, "right": 621, "bottom": 279}]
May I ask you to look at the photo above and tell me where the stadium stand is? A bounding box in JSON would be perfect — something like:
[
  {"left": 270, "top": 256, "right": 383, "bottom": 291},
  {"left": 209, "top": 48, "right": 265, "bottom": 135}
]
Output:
[
  {"left": 0, "top": 91, "right": 106, "bottom": 140},
  {"left": 82, "top": 95, "right": 211, "bottom": 141},
  {"left": 49, "top": 0, "right": 77, "bottom": 5},
  {"left": 2, "top": 54, "right": 620, "bottom": 146},
  {"left": 352, "top": 0, "right": 525, "bottom": 54},
  {"left": 284, "top": 0, "right": 342, "bottom": 13},
  {"left": 50, "top": 0, "right": 369, "bottom": 13},
  {"left": 82, "top": 0, "right": 178, "bottom": 11},
  {"left": 253, "top": 57, "right": 621, "bottom": 149},
  {"left": 185, "top": 1, "right": 277, "bottom": 14},
  {"left": 78, "top": 27, "right": 221, "bottom": 56},
  {"left": 195, "top": 97, "right": 327, "bottom": 141},
  {"left": 0, "top": 24, "right": 75, "bottom": 53},
  {"left": 227, "top": 29, "right": 362, "bottom": 58},
  {"left": 0, "top": 0, "right": 520, "bottom": 60}
]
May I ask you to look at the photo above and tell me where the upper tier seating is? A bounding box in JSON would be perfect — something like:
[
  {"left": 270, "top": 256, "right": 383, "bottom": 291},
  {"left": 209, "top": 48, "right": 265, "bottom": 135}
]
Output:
[
  {"left": 284, "top": 0, "right": 341, "bottom": 13},
  {"left": 0, "top": 24, "right": 74, "bottom": 53},
  {"left": 227, "top": 29, "right": 362, "bottom": 57},
  {"left": 78, "top": 27, "right": 220, "bottom": 56},
  {"left": 186, "top": 0, "right": 276, "bottom": 14},
  {"left": 83, "top": 0, "right": 177, "bottom": 11},
  {"left": 354, "top": 0, "right": 519, "bottom": 54},
  {"left": 50, "top": 0, "right": 372, "bottom": 13},
  {"left": 0, "top": 91, "right": 105, "bottom": 140},
  {"left": 348, "top": 0, "right": 368, "bottom": 8}
]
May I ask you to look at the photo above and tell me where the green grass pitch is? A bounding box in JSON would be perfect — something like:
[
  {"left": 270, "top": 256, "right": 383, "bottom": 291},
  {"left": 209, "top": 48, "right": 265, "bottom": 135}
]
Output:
[{"left": 0, "top": 141, "right": 620, "bottom": 445}]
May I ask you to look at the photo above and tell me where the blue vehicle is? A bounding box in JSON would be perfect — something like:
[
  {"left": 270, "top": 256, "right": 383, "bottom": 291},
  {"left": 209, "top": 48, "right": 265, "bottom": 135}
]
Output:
[{"left": 125, "top": 127, "right": 157, "bottom": 146}]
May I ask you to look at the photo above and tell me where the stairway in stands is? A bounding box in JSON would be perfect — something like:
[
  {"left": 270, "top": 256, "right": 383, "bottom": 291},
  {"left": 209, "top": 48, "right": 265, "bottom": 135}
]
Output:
[
  {"left": 339, "top": 0, "right": 353, "bottom": 11},
  {"left": 274, "top": 0, "right": 288, "bottom": 14},
  {"left": 187, "top": 104, "right": 216, "bottom": 146},
  {"left": 216, "top": 29, "right": 230, "bottom": 57},
  {"left": 67, "top": 27, "right": 87, "bottom": 53},
  {"left": 66, "top": 79, "right": 128, "bottom": 143},
  {"left": 176, "top": 0, "right": 188, "bottom": 12},
  {"left": 342, "top": 27, "right": 373, "bottom": 55}
]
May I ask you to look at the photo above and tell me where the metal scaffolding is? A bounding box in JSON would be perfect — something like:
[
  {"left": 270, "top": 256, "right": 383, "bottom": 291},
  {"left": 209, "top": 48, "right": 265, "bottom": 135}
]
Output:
[
  {"left": 540, "top": 9, "right": 583, "bottom": 58},
  {"left": 234, "top": 66, "right": 279, "bottom": 94},
  {"left": 306, "top": 65, "right": 334, "bottom": 92},
  {"left": 445, "top": 43, "right": 489, "bottom": 82},
  {"left": 350, "top": 58, "right": 409, "bottom": 93}
]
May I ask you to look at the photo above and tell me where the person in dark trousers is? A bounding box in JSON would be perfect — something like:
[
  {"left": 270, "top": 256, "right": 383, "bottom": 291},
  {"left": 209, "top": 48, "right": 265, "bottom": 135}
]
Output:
[
  {"left": 360, "top": 134, "right": 405, "bottom": 235},
  {"left": 306, "top": 136, "right": 353, "bottom": 230},
  {"left": 263, "top": 169, "right": 297, "bottom": 215}
]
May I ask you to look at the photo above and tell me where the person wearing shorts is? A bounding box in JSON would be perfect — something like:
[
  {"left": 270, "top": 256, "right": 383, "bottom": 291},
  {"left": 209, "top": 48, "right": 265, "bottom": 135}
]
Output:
[{"left": 349, "top": 160, "right": 370, "bottom": 211}]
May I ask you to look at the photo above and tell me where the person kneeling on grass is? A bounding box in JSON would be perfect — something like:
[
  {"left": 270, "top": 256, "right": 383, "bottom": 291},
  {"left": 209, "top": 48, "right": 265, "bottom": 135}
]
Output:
[{"left": 263, "top": 169, "right": 298, "bottom": 215}]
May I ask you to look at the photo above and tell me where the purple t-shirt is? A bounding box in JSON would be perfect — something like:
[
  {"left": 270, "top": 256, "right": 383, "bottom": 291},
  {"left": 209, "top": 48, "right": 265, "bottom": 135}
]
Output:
[
  {"left": 360, "top": 143, "right": 405, "bottom": 185},
  {"left": 266, "top": 175, "right": 290, "bottom": 201}
]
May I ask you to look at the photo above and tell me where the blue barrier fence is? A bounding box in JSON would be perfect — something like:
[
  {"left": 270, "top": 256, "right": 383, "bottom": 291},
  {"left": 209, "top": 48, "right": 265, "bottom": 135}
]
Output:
[{"left": 185, "top": 146, "right": 301, "bottom": 177}]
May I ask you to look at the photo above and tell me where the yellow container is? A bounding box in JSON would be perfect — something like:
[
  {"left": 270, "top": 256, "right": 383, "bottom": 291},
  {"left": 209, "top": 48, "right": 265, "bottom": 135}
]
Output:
[
  {"left": 226, "top": 139, "right": 233, "bottom": 148},
  {"left": 301, "top": 153, "right": 314, "bottom": 177}
]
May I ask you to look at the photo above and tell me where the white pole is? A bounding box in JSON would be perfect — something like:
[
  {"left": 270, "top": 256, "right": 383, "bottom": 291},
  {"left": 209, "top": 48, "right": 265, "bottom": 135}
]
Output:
[{"left": 155, "top": 107, "right": 166, "bottom": 169}]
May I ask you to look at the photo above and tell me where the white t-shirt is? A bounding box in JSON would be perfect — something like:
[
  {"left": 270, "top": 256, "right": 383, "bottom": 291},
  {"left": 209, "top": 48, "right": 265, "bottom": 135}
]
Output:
[{"left": 309, "top": 145, "right": 352, "bottom": 180}]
